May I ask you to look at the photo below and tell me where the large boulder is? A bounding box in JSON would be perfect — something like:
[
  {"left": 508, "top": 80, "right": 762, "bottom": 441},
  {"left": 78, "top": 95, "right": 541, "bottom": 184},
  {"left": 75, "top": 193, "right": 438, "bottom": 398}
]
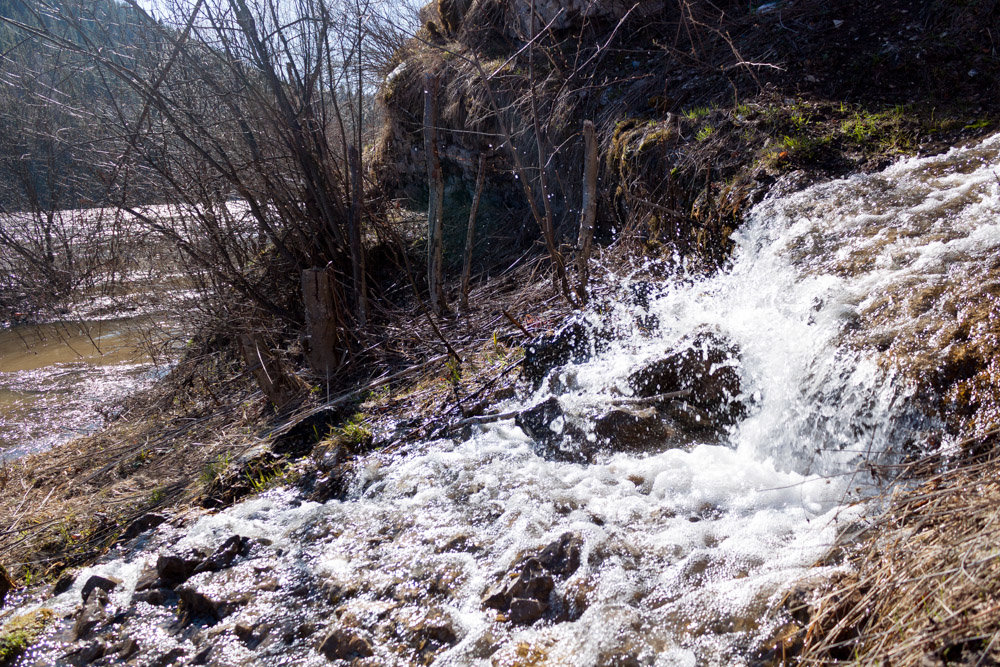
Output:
[
  {"left": 593, "top": 406, "right": 685, "bottom": 452},
  {"left": 628, "top": 331, "right": 745, "bottom": 427}
]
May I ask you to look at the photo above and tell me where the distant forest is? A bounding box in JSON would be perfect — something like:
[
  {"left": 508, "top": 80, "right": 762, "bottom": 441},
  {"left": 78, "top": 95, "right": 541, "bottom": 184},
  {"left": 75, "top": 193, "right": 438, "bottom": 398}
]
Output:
[{"left": 0, "top": 0, "right": 154, "bottom": 212}]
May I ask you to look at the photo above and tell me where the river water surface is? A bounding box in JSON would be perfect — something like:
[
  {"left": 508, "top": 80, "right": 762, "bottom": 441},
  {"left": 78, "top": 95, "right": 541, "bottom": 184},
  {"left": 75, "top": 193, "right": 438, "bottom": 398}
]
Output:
[{"left": 7, "top": 135, "right": 1000, "bottom": 665}]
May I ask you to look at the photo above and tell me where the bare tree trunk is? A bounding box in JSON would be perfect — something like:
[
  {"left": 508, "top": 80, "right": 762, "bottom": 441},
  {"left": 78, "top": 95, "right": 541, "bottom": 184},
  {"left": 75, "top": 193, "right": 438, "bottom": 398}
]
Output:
[
  {"left": 460, "top": 153, "right": 486, "bottom": 312},
  {"left": 348, "top": 144, "right": 367, "bottom": 328},
  {"left": 576, "top": 120, "right": 598, "bottom": 304},
  {"left": 423, "top": 72, "right": 446, "bottom": 315},
  {"left": 301, "top": 268, "right": 342, "bottom": 380}
]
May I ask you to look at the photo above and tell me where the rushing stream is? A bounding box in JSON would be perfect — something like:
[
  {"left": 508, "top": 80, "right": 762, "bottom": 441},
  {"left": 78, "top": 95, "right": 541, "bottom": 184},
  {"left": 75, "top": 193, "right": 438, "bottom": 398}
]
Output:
[{"left": 6, "top": 134, "right": 1000, "bottom": 665}]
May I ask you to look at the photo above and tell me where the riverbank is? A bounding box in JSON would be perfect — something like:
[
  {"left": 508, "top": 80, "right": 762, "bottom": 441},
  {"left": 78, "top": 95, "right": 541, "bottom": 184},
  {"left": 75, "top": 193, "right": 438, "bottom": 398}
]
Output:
[{"left": 2, "top": 0, "right": 1000, "bottom": 664}]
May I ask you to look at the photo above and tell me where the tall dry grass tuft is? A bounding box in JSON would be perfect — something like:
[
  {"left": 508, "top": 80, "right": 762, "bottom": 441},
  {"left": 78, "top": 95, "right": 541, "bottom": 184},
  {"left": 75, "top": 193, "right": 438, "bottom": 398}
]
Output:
[{"left": 802, "top": 447, "right": 1000, "bottom": 665}]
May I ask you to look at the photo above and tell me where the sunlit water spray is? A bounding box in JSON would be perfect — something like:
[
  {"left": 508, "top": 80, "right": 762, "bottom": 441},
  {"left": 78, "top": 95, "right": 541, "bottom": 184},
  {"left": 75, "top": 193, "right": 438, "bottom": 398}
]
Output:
[{"left": 12, "top": 134, "right": 1000, "bottom": 666}]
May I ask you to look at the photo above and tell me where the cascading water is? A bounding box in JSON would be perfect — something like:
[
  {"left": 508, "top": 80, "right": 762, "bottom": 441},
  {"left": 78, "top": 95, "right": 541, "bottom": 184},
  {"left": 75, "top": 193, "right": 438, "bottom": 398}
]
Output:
[{"left": 9, "top": 133, "right": 1000, "bottom": 666}]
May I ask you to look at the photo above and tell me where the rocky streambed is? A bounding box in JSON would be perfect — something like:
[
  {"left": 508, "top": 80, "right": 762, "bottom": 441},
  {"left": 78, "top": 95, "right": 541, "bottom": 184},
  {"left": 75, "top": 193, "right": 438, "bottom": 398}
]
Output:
[{"left": 4, "top": 135, "right": 1000, "bottom": 665}]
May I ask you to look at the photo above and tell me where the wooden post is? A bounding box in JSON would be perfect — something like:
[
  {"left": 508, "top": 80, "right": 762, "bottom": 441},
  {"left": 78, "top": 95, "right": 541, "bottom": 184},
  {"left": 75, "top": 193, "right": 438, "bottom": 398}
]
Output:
[
  {"left": 576, "top": 120, "right": 598, "bottom": 304},
  {"left": 460, "top": 153, "right": 486, "bottom": 312},
  {"left": 348, "top": 144, "right": 368, "bottom": 328},
  {"left": 423, "top": 72, "right": 446, "bottom": 314},
  {"left": 301, "top": 268, "right": 341, "bottom": 379}
]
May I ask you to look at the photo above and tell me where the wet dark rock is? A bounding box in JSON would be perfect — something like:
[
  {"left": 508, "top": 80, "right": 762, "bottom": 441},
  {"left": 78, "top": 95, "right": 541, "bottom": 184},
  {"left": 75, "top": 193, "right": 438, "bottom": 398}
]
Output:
[
  {"left": 51, "top": 571, "right": 76, "bottom": 596},
  {"left": 144, "top": 538, "right": 246, "bottom": 594},
  {"left": 508, "top": 597, "right": 547, "bottom": 624},
  {"left": 148, "top": 647, "right": 186, "bottom": 667},
  {"left": 177, "top": 569, "right": 261, "bottom": 623},
  {"left": 154, "top": 552, "right": 204, "bottom": 588},
  {"left": 80, "top": 574, "right": 121, "bottom": 602},
  {"left": 132, "top": 587, "right": 175, "bottom": 605},
  {"left": 77, "top": 641, "right": 106, "bottom": 665},
  {"left": 133, "top": 565, "right": 161, "bottom": 592},
  {"left": 1, "top": 563, "right": 14, "bottom": 607},
  {"left": 628, "top": 331, "right": 744, "bottom": 426},
  {"left": 514, "top": 397, "right": 590, "bottom": 463},
  {"left": 121, "top": 513, "right": 168, "bottom": 541},
  {"left": 593, "top": 407, "right": 684, "bottom": 452},
  {"left": 72, "top": 588, "right": 109, "bottom": 641},
  {"left": 537, "top": 533, "right": 583, "bottom": 578},
  {"left": 308, "top": 459, "right": 352, "bottom": 502},
  {"left": 193, "top": 535, "right": 250, "bottom": 574},
  {"left": 522, "top": 317, "right": 608, "bottom": 386},
  {"left": 322, "top": 578, "right": 361, "bottom": 606},
  {"left": 398, "top": 607, "right": 457, "bottom": 662},
  {"left": 483, "top": 558, "right": 554, "bottom": 625},
  {"left": 116, "top": 637, "right": 140, "bottom": 661},
  {"left": 316, "top": 625, "right": 374, "bottom": 660}
]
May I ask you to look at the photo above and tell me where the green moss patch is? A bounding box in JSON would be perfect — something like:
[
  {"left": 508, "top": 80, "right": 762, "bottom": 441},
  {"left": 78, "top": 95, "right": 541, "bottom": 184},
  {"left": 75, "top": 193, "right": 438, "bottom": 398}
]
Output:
[{"left": 0, "top": 609, "right": 54, "bottom": 667}]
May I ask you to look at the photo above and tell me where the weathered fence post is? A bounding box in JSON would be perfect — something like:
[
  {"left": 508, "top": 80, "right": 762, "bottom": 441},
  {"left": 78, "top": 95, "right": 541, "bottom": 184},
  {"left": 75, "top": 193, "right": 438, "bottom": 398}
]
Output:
[
  {"left": 460, "top": 153, "right": 486, "bottom": 311},
  {"left": 301, "top": 268, "right": 341, "bottom": 380},
  {"left": 576, "top": 119, "right": 598, "bottom": 304},
  {"left": 423, "top": 72, "right": 446, "bottom": 314},
  {"left": 348, "top": 144, "right": 368, "bottom": 328}
]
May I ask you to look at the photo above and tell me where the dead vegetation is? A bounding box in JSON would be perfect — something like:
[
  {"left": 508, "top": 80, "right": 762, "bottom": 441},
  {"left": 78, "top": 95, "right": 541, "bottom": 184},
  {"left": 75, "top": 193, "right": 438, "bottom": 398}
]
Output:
[{"left": 800, "top": 445, "right": 1000, "bottom": 665}]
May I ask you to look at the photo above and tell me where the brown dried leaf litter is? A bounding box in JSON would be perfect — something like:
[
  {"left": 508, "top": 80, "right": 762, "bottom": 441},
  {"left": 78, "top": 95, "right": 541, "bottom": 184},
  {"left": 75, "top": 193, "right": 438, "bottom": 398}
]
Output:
[{"left": 801, "top": 450, "right": 1000, "bottom": 665}]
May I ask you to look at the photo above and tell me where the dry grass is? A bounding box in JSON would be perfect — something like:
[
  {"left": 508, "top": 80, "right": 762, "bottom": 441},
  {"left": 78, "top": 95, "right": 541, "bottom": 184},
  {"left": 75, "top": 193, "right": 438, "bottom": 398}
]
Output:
[
  {"left": 0, "top": 368, "right": 271, "bottom": 582},
  {"left": 801, "top": 448, "right": 1000, "bottom": 665}
]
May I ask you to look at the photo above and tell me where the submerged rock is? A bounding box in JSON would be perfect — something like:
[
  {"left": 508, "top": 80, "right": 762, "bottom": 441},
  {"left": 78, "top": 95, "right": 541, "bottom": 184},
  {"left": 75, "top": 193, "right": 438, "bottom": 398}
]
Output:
[
  {"left": 316, "top": 624, "right": 374, "bottom": 660},
  {"left": 483, "top": 533, "right": 586, "bottom": 626},
  {"left": 483, "top": 558, "right": 554, "bottom": 625},
  {"left": 628, "top": 331, "right": 744, "bottom": 427}
]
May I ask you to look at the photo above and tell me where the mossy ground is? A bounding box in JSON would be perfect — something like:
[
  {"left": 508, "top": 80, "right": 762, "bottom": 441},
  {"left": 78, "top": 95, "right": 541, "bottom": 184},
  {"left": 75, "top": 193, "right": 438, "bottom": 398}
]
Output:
[{"left": 0, "top": 609, "right": 54, "bottom": 667}]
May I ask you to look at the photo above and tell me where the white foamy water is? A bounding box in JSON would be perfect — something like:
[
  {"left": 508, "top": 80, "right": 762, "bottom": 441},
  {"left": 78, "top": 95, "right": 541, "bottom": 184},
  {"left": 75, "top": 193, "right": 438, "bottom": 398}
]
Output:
[{"left": 11, "top": 134, "right": 1000, "bottom": 666}]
